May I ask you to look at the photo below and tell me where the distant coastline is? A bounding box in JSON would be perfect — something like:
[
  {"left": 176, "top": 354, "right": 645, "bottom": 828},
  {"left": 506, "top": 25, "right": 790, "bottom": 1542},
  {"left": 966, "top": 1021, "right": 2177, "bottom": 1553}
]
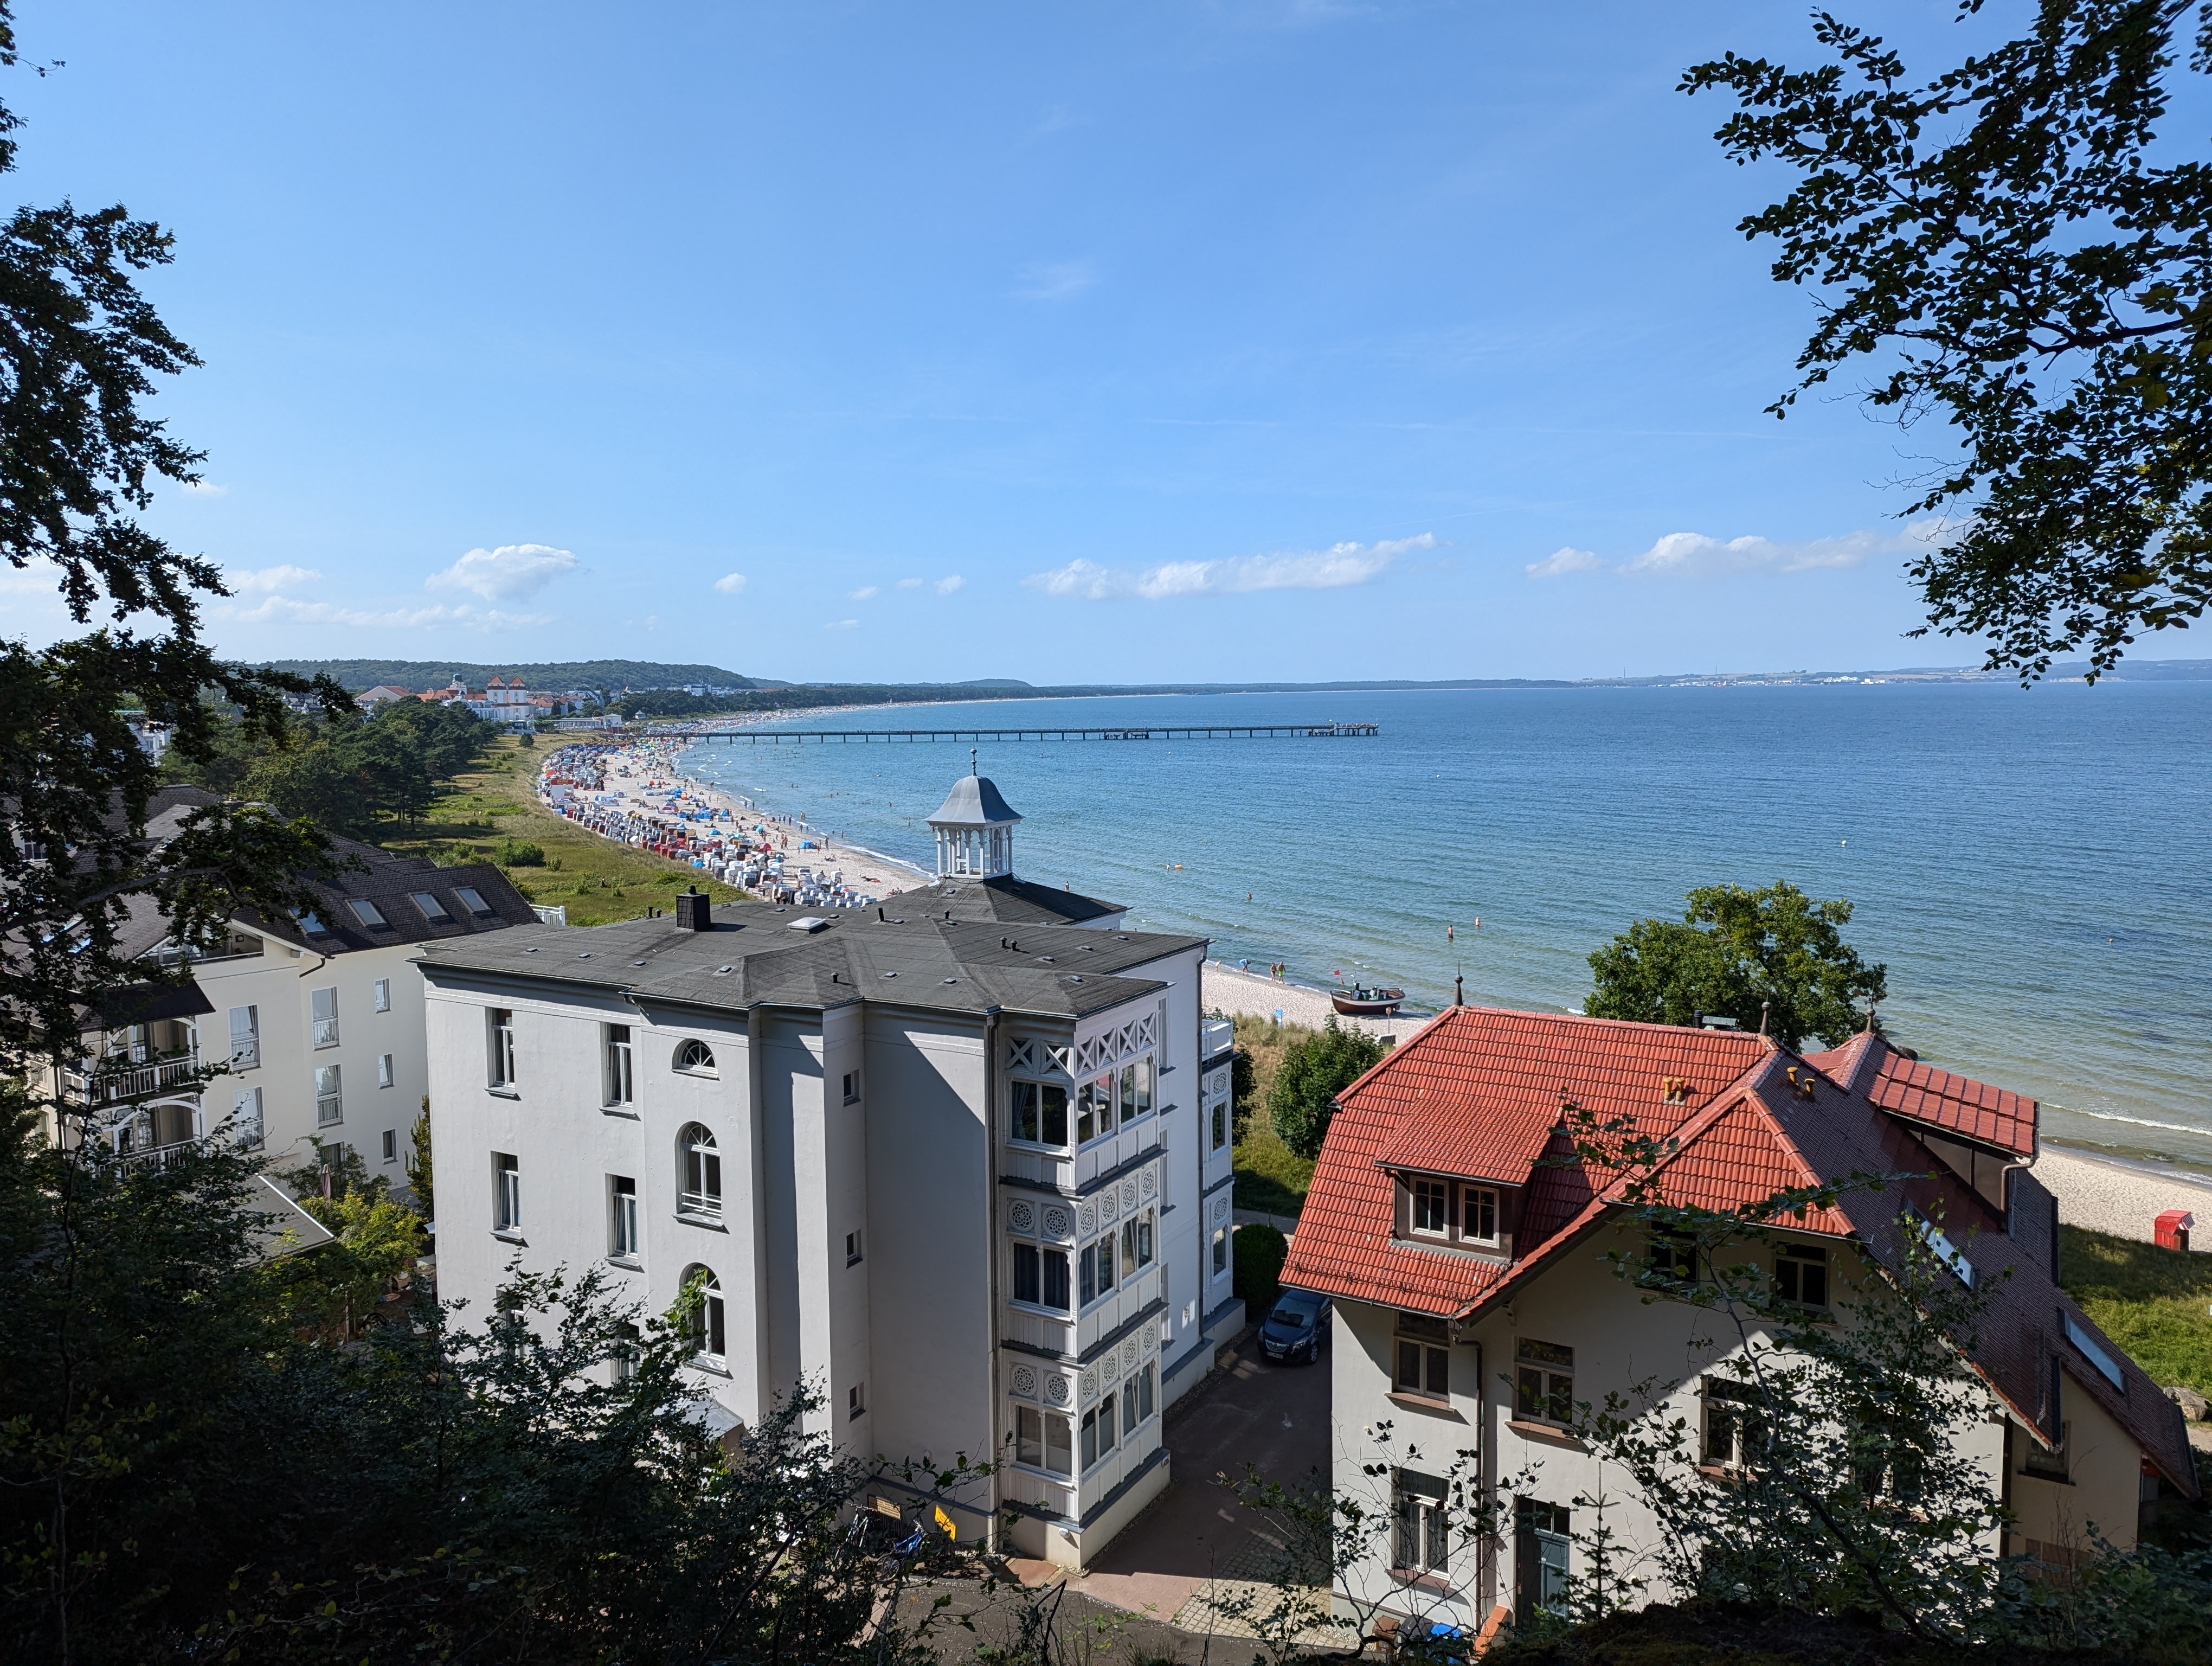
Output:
[{"left": 271, "top": 653, "right": 2212, "bottom": 697}]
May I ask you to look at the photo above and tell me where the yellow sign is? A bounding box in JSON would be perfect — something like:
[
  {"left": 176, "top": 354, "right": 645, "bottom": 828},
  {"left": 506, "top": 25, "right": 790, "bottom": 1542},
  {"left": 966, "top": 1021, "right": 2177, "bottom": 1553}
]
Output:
[{"left": 934, "top": 1504, "right": 956, "bottom": 1540}]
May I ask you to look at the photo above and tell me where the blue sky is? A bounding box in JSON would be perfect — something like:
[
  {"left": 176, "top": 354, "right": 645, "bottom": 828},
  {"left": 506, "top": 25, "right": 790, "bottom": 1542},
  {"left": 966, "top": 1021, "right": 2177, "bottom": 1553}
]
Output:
[{"left": 0, "top": 2, "right": 2089, "bottom": 682}]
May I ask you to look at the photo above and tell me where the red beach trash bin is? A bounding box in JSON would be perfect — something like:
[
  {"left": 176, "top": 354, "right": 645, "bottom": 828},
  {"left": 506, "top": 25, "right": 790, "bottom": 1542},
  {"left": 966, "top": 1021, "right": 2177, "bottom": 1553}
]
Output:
[{"left": 2155, "top": 1209, "right": 2194, "bottom": 1253}]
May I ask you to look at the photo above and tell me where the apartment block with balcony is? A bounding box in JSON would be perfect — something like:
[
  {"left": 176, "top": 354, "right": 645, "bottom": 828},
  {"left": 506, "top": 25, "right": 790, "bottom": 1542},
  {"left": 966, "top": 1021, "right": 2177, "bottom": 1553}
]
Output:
[
  {"left": 30, "top": 786, "right": 536, "bottom": 1180},
  {"left": 419, "top": 771, "right": 1241, "bottom": 1567}
]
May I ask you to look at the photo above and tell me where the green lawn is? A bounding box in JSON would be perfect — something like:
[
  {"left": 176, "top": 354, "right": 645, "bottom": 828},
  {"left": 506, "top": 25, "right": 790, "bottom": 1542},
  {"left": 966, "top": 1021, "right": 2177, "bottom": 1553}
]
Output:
[
  {"left": 2060, "top": 1223, "right": 2212, "bottom": 1395},
  {"left": 1226, "top": 1013, "right": 1320, "bottom": 1216},
  {"left": 384, "top": 737, "right": 748, "bottom": 927}
]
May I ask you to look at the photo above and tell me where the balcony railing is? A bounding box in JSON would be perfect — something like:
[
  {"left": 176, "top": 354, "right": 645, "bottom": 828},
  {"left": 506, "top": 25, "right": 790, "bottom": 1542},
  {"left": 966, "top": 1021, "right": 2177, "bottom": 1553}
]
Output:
[
  {"left": 116, "top": 1137, "right": 200, "bottom": 1174},
  {"left": 61, "top": 1052, "right": 202, "bottom": 1107}
]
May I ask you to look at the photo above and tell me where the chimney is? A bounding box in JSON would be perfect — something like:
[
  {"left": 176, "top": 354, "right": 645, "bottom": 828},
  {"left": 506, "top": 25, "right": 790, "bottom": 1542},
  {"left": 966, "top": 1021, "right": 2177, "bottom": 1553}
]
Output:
[
  {"left": 1454, "top": 974, "right": 1463, "bottom": 1007},
  {"left": 674, "top": 887, "right": 713, "bottom": 931}
]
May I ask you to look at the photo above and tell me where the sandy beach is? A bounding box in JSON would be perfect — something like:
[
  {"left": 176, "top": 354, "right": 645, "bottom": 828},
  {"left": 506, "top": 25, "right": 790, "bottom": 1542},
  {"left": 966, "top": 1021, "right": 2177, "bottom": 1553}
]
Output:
[
  {"left": 539, "top": 729, "right": 933, "bottom": 900},
  {"left": 1202, "top": 961, "right": 1433, "bottom": 1043}
]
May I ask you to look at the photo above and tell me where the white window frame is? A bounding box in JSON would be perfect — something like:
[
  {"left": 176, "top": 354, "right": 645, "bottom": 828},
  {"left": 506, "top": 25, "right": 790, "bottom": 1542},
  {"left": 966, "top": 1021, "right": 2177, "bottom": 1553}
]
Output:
[
  {"left": 674, "top": 1038, "right": 717, "bottom": 1077},
  {"left": 231, "top": 1085, "right": 263, "bottom": 1147},
  {"left": 610, "top": 1175, "right": 640, "bottom": 1259},
  {"left": 488, "top": 1008, "right": 517, "bottom": 1090},
  {"left": 1410, "top": 1175, "right": 1452, "bottom": 1238},
  {"left": 680, "top": 1124, "right": 723, "bottom": 1219},
  {"left": 605, "top": 1024, "right": 635, "bottom": 1107},
  {"left": 372, "top": 977, "right": 391, "bottom": 1013},
  {"left": 494, "top": 1152, "right": 520, "bottom": 1232},
  {"left": 377, "top": 1052, "right": 395, "bottom": 1088},
  {"left": 1463, "top": 1185, "right": 1501, "bottom": 1247},
  {"left": 311, "top": 986, "right": 339, "bottom": 1049},
  {"left": 685, "top": 1266, "right": 726, "bottom": 1363},
  {"left": 228, "top": 1004, "right": 259, "bottom": 1069},
  {"left": 841, "top": 1068, "right": 861, "bottom": 1105},
  {"left": 314, "top": 1063, "right": 343, "bottom": 1126},
  {"left": 380, "top": 1128, "right": 397, "bottom": 1163},
  {"left": 1212, "top": 1226, "right": 1229, "bottom": 1278}
]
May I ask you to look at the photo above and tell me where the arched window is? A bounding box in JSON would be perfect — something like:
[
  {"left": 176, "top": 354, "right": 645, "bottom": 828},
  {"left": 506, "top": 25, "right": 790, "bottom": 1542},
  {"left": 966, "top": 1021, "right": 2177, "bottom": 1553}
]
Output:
[
  {"left": 675, "top": 1039, "right": 717, "bottom": 1074},
  {"left": 683, "top": 1265, "right": 725, "bottom": 1361},
  {"left": 680, "top": 1124, "right": 722, "bottom": 1218}
]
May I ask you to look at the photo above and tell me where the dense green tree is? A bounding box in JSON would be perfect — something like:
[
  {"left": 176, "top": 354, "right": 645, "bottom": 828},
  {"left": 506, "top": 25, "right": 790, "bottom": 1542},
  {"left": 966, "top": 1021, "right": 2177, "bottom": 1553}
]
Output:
[
  {"left": 0, "top": 1110, "right": 985, "bottom": 1663},
  {"left": 1586, "top": 881, "right": 1887, "bottom": 1051},
  {"left": 1686, "top": 2, "right": 2212, "bottom": 680},
  {"left": 1268, "top": 1018, "right": 1387, "bottom": 1160}
]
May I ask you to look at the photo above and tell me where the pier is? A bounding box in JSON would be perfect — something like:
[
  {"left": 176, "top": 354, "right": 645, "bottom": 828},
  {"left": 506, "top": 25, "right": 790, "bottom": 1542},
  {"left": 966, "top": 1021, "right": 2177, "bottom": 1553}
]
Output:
[{"left": 651, "top": 722, "right": 1381, "bottom": 744}]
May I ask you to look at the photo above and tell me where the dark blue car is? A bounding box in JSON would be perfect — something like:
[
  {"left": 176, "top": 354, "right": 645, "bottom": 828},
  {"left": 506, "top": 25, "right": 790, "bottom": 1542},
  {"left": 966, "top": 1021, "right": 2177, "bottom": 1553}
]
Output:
[{"left": 1257, "top": 1289, "right": 1332, "bottom": 1364}]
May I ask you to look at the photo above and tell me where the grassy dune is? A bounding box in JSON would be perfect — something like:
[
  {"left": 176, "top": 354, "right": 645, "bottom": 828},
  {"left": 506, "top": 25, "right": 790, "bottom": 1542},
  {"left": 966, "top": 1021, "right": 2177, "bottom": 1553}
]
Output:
[
  {"left": 2060, "top": 1222, "right": 2212, "bottom": 1395},
  {"left": 1230, "top": 1013, "right": 1320, "bottom": 1218},
  {"left": 384, "top": 736, "right": 748, "bottom": 928}
]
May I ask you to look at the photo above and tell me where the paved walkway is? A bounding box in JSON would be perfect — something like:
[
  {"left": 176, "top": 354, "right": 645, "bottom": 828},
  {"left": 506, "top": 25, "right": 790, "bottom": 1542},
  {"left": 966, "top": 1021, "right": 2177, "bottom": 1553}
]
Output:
[{"left": 1009, "top": 1329, "right": 1339, "bottom": 1638}]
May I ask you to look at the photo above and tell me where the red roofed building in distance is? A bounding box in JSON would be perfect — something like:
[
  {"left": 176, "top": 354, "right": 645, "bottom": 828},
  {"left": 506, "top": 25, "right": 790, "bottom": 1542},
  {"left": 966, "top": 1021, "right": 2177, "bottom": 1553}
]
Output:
[{"left": 1280, "top": 1001, "right": 2194, "bottom": 1632}]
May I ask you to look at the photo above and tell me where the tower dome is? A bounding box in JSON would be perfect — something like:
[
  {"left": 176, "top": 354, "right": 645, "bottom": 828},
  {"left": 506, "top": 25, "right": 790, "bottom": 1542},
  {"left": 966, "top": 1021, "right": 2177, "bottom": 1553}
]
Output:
[{"left": 927, "top": 758, "right": 1021, "bottom": 879}]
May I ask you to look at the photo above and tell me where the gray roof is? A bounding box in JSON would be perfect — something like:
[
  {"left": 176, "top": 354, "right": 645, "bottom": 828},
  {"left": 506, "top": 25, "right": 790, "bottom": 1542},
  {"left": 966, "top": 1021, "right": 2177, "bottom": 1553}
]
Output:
[
  {"left": 927, "top": 773, "right": 1022, "bottom": 828},
  {"left": 419, "top": 898, "right": 1204, "bottom": 1023},
  {"left": 253, "top": 837, "right": 540, "bottom": 953},
  {"left": 906, "top": 874, "right": 1124, "bottom": 927}
]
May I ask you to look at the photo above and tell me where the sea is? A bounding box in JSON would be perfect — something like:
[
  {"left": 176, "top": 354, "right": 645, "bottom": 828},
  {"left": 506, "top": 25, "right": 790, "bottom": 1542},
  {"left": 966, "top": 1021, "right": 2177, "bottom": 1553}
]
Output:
[{"left": 679, "top": 682, "right": 2212, "bottom": 1173}]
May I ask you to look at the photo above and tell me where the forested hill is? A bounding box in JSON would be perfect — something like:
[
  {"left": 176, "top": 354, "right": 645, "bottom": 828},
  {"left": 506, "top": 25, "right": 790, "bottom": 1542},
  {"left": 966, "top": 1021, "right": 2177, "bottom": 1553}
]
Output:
[{"left": 260, "top": 659, "right": 764, "bottom": 692}]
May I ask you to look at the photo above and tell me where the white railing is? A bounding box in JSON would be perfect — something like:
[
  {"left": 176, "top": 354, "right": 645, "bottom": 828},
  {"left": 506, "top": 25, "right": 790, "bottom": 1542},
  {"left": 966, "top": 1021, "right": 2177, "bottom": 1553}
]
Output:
[
  {"left": 115, "top": 1137, "right": 198, "bottom": 1174},
  {"left": 61, "top": 1052, "right": 201, "bottom": 1107}
]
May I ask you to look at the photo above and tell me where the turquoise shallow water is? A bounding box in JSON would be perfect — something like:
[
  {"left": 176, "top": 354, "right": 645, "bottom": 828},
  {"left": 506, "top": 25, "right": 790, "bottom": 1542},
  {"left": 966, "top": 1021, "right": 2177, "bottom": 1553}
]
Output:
[{"left": 682, "top": 682, "right": 2212, "bottom": 1170}]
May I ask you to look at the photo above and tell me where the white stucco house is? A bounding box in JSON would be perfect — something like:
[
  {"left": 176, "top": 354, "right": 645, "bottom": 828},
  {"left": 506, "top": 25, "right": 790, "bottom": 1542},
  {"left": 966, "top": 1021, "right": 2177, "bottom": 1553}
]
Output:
[
  {"left": 418, "top": 770, "right": 1244, "bottom": 1565},
  {"left": 1282, "top": 1002, "right": 2196, "bottom": 1636},
  {"left": 32, "top": 786, "right": 538, "bottom": 1183}
]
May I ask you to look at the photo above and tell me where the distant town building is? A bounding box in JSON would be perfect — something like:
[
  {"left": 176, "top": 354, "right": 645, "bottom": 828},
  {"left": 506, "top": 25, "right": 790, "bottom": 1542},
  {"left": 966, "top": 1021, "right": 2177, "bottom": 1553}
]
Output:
[
  {"left": 1284, "top": 1005, "right": 2196, "bottom": 1631},
  {"left": 420, "top": 770, "right": 1242, "bottom": 1567},
  {"left": 355, "top": 684, "right": 416, "bottom": 712}
]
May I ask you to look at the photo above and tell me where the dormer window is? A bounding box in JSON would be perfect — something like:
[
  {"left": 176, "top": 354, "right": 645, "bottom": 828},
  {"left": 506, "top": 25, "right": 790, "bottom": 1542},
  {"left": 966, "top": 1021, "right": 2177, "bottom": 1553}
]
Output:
[
  {"left": 1395, "top": 1171, "right": 1514, "bottom": 1257},
  {"left": 1463, "top": 1186, "right": 1500, "bottom": 1247},
  {"left": 1412, "top": 1177, "right": 1451, "bottom": 1235}
]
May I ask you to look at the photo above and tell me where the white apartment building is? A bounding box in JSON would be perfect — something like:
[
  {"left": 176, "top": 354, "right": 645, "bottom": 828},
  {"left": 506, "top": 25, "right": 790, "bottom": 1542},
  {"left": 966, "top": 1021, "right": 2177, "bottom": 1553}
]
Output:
[
  {"left": 420, "top": 771, "right": 1245, "bottom": 1565},
  {"left": 35, "top": 787, "right": 536, "bottom": 1183}
]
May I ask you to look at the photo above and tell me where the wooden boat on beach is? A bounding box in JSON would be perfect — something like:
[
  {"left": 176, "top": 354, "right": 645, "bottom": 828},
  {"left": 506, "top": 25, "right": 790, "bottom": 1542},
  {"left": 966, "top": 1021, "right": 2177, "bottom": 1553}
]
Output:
[{"left": 1332, "top": 984, "right": 1404, "bottom": 1017}]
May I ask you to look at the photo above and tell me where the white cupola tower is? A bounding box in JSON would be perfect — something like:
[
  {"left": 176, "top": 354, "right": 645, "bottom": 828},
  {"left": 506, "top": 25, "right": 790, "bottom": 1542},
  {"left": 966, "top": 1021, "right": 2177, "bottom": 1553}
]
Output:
[{"left": 927, "top": 754, "right": 1022, "bottom": 880}]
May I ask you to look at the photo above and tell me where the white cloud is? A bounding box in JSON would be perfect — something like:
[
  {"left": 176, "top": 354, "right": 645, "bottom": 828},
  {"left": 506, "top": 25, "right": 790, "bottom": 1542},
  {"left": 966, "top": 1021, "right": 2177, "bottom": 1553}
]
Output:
[
  {"left": 850, "top": 585, "right": 880, "bottom": 601},
  {"left": 713, "top": 572, "right": 748, "bottom": 595},
  {"left": 224, "top": 595, "right": 551, "bottom": 631},
  {"left": 934, "top": 574, "right": 966, "bottom": 594},
  {"left": 826, "top": 618, "right": 860, "bottom": 630},
  {"left": 1525, "top": 546, "right": 1603, "bottom": 579},
  {"left": 1012, "top": 260, "right": 1096, "bottom": 301},
  {"left": 225, "top": 563, "right": 320, "bottom": 594},
  {"left": 179, "top": 479, "right": 228, "bottom": 497},
  {"left": 1619, "top": 530, "right": 1881, "bottom": 580},
  {"left": 896, "top": 577, "right": 924, "bottom": 590},
  {"left": 427, "top": 542, "right": 581, "bottom": 602},
  {"left": 1027, "top": 534, "right": 1430, "bottom": 602}
]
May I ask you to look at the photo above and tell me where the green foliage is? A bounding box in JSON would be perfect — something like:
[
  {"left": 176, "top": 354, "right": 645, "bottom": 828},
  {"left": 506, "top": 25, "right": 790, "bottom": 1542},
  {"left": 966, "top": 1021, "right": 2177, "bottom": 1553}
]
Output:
[
  {"left": 239, "top": 698, "right": 491, "bottom": 836},
  {"left": 0, "top": 1110, "right": 989, "bottom": 1662},
  {"left": 497, "top": 837, "right": 546, "bottom": 866},
  {"left": 1586, "top": 879, "right": 1887, "bottom": 1050},
  {"left": 2061, "top": 1222, "right": 2212, "bottom": 1395},
  {"left": 1684, "top": 5, "right": 2212, "bottom": 681},
  {"left": 1231, "top": 1046, "right": 1258, "bottom": 1141},
  {"left": 281, "top": 1183, "right": 425, "bottom": 1342},
  {"left": 1266, "top": 1016, "right": 1387, "bottom": 1160},
  {"left": 406, "top": 1095, "right": 433, "bottom": 1216},
  {"left": 1235, "top": 1222, "right": 1288, "bottom": 1316}
]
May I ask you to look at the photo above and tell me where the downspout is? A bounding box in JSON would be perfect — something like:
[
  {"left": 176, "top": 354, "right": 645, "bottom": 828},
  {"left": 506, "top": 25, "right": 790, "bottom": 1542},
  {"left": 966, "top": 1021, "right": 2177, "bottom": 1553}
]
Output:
[{"left": 982, "top": 1007, "right": 1004, "bottom": 1551}]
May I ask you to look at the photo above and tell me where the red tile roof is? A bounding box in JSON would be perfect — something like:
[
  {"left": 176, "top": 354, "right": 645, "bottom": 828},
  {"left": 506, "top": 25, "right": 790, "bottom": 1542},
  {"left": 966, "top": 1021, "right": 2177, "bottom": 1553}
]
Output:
[
  {"left": 1281, "top": 1005, "right": 2193, "bottom": 1497},
  {"left": 1864, "top": 1050, "right": 2038, "bottom": 1157}
]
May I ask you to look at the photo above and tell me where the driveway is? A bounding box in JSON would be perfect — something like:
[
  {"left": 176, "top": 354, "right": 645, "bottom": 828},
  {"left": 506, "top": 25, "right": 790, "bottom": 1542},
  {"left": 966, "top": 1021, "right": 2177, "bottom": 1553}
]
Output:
[{"left": 1012, "top": 1327, "right": 1333, "bottom": 1629}]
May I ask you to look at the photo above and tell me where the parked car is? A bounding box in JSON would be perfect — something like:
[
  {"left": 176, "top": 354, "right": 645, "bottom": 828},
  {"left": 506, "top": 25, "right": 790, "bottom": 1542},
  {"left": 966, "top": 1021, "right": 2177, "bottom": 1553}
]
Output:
[{"left": 1257, "top": 1289, "right": 1332, "bottom": 1364}]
